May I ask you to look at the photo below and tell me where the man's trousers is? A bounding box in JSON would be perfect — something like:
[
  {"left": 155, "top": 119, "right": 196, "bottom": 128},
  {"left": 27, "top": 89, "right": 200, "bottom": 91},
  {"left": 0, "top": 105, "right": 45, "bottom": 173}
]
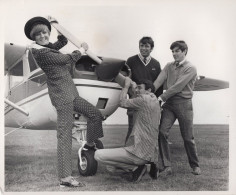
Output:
[
  {"left": 94, "top": 148, "right": 148, "bottom": 172},
  {"left": 159, "top": 99, "right": 199, "bottom": 168}
]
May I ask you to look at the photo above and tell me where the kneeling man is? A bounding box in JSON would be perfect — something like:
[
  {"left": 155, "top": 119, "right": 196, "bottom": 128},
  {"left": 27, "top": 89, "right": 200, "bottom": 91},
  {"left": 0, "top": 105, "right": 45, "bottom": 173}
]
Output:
[{"left": 95, "top": 78, "right": 160, "bottom": 183}]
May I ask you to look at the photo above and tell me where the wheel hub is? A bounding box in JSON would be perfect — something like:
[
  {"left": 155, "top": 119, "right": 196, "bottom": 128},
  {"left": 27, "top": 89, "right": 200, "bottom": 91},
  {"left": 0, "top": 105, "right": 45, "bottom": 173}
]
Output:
[{"left": 80, "top": 157, "right": 87, "bottom": 171}]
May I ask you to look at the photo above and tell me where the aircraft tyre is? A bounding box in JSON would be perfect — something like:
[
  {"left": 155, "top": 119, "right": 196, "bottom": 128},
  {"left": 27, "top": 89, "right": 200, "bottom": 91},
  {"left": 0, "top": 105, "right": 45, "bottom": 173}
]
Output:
[{"left": 78, "top": 149, "right": 98, "bottom": 176}]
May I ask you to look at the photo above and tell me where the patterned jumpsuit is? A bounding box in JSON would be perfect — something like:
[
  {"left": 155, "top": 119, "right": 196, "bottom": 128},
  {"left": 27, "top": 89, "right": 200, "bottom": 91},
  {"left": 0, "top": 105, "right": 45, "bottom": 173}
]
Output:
[{"left": 31, "top": 35, "right": 104, "bottom": 179}]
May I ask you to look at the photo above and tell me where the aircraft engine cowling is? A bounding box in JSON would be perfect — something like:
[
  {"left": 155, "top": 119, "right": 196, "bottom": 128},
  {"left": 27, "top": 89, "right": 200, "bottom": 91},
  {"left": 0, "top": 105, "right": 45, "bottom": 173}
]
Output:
[{"left": 95, "top": 58, "right": 126, "bottom": 81}]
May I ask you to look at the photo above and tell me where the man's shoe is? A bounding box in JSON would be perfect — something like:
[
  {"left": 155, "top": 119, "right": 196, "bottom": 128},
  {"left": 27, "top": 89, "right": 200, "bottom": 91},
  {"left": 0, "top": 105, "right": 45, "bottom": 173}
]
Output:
[
  {"left": 149, "top": 163, "right": 159, "bottom": 180},
  {"left": 132, "top": 165, "right": 147, "bottom": 183},
  {"left": 159, "top": 166, "right": 172, "bottom": 176},
  {"left": 192, "top": 167, "right": 201, "bottom": 175},
  {"left": 60, "top": 176, "right": 85, "bottom": 187}
]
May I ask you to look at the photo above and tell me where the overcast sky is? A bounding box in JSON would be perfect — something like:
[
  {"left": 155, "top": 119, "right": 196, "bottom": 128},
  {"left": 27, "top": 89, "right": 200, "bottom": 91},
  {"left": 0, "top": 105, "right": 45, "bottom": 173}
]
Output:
[{"left": 1, "top": 0, "right": 235, "bottom": 124}]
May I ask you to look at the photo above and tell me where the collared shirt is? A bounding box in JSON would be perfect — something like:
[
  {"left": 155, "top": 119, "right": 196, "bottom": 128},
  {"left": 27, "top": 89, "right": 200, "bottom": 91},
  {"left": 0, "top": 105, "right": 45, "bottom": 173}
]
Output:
[
  {"left": 120, "top": 93, "right": 160, "bottom": 163},
  {"left": 177, "top": 58, "right": 186, "bottom": 66},
  {"left": 154, "top": 60, "right": 197, "bottom": 102},
  {"left": 138, "top": 54, "right": 151, "bottom": 66}
]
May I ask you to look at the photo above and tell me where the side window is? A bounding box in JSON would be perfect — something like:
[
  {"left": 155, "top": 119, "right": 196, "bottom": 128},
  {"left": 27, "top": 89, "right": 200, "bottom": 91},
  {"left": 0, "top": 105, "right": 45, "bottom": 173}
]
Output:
[
  {"left": 9, "top": 60, "right": 24, "bottom": 88},
  {"left": 28, "top": 50, "right": 39, "bottom": 72},
  {"left": 75, "top": 56, "right": 97, "bottom": 72},
  {"left": 27, "top": 73, "right": 47, "bottom": 97}
]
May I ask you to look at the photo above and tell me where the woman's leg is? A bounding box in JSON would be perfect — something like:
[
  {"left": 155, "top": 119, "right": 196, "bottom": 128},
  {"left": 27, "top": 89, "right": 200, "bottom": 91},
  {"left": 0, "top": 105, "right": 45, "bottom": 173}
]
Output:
[
  {"left": 73, "top": 96, "right": 103, "bottom": 143},
  {"left": 56, "top": 102, "right": 74, "bottom": 180}
]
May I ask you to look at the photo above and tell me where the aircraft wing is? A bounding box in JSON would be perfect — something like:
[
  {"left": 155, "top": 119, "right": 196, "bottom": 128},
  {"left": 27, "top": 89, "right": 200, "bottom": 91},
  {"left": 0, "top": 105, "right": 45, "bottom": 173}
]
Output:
[
  {"left": 4, "top": 43, "right": 26, "bottom": 74},
  {"left": 194, "top": 76, "right": 229, "bottom": 91}
]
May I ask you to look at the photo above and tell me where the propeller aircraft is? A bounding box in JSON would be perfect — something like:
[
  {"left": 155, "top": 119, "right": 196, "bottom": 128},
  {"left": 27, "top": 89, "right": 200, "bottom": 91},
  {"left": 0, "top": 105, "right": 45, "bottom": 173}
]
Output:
[{"left": 4, "top": 17, "right": 229, "bottom": 176}]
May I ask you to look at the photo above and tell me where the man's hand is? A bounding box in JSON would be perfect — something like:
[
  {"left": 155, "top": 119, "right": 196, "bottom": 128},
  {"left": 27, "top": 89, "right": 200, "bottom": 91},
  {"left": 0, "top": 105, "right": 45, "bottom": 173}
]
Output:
[
  {"left": 158, "top": 97, "right": 165, "bottom": 107},
  {"left": 81, "top": 42, "right": 89, "bottom": 51},
  {"left": 131, "top": 81, "right": 137, "bottom": 90}
]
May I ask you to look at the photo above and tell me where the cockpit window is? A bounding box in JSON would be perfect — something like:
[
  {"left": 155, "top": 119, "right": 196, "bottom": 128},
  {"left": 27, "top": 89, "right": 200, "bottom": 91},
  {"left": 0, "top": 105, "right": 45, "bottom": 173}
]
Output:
[
  {"left": 75, "top": 56, "right": 97, "bottom": 72},
  {"left": 73, "top": 56, "right": 98, "bottom": 80}
]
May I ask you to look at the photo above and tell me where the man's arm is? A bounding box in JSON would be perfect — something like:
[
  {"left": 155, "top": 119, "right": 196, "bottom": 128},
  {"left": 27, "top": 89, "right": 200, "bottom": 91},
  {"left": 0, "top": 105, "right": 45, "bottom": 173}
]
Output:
[
  {"left": 155, "top": 62, "right": 164, "bottom": 98},
  {"left": 119, "top": 77, "right": 143, "bottom": 109},
  {"left": 119, "top": 77, "right": 132, "bottom": 107},
  {"left": 160, "top": 66, "right": 197, "bottom": 102},
  {"left": 153, "top": 64, "right": 168, "bottom": 92}
]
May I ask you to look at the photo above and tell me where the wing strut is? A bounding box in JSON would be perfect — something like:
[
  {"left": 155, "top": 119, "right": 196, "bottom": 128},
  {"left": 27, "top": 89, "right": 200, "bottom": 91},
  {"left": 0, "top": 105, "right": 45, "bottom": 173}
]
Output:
[{"left": 4, "top": 98, "right": 29, "bottom": 116}]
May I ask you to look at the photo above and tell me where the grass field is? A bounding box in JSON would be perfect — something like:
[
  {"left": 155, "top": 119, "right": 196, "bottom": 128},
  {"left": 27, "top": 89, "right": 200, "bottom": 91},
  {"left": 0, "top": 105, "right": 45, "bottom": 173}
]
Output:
[{"left": 4, "top": 124, "right": 229, "bottom": 192}]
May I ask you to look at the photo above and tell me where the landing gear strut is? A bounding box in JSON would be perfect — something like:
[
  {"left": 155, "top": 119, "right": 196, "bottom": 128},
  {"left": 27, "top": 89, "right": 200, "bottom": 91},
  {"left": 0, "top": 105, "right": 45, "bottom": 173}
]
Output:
[{"left": 72, "top": 120, "right": 104, "bottom": 176}]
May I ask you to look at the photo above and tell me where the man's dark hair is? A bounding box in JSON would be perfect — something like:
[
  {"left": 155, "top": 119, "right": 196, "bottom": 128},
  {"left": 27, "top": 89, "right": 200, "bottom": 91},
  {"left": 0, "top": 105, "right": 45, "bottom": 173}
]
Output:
[
  {"left": 137, "top": 79, "right": 155, "bottom": 93},
  {"left": 170, "top": 40, "right": 188, "bottom": 55},
  {"left": 139, "top": 37, "right": 154, "bottom": 49}
]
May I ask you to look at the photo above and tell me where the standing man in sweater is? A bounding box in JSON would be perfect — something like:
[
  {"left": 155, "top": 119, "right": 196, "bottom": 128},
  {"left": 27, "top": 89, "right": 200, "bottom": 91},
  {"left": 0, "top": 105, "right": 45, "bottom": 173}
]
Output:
[
  {"left": 154, "top": 40, "right": 201, "bottom": 176},
  {"left": 125, "top": 37, "right": 163, "bottom": 144}
]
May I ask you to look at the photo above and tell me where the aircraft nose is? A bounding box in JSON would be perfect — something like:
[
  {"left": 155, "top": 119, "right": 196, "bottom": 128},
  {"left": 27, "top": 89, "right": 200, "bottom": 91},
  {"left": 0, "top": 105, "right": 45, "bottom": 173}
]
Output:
[{"left": 95, "top": 57, "right": 126, "bottom": 81}]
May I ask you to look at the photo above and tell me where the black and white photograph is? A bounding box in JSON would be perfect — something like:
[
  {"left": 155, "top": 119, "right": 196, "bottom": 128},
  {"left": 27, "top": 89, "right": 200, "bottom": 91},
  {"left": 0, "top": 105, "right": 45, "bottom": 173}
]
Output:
[{"left": 1, "top": 0, "right": 235, "bottom": 194}]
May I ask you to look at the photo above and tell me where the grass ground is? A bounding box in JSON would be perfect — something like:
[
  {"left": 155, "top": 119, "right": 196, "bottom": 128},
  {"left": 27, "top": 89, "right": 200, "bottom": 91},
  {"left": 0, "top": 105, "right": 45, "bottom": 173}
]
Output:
[{"left": 4, "top": 124, "right": 229, "bottom": 192}]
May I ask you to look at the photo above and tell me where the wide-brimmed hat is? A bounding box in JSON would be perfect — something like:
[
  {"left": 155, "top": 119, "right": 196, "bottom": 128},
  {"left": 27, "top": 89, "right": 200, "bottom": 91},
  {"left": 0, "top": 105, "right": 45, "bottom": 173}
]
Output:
[{"left": 24, "top": 16, "right": 51, "bottom": 40}]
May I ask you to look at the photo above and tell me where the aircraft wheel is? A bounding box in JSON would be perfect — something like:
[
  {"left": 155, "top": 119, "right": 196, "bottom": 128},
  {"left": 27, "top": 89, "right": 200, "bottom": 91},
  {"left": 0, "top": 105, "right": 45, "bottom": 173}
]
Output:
[
  {"left": 78, "top": 150, "right": 97, "bottom": 176},
  {"left": 95, "top": 139, "right": 104, "bottom": 149}
]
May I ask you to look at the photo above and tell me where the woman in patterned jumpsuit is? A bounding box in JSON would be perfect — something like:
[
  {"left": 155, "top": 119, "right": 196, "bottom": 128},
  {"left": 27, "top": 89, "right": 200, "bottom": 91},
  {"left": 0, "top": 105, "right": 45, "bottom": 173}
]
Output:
[{"left": 24, "top": 16, "right": 104, "bottom": 187}]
